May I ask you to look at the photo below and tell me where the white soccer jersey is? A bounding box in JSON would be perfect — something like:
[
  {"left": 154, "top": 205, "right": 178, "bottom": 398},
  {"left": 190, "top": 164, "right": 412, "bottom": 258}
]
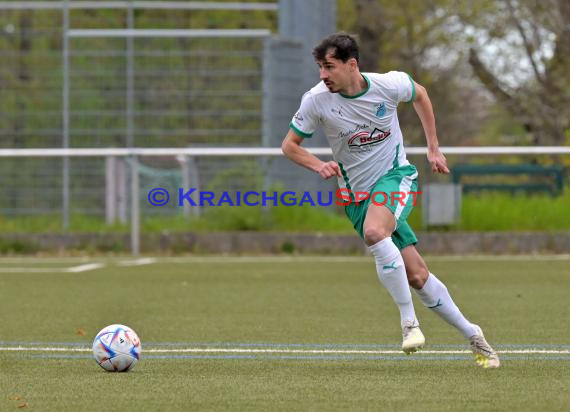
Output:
[{"left": 290, "top": 71, "right": 415, "bottom": 193}]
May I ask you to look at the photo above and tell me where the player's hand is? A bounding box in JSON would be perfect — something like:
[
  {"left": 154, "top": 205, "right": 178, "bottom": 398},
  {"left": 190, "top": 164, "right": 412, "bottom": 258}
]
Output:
[
  {"left": 317, "top": 161, "right": 342, "bottom": 179},
  {"left": 427, "top": 147, "right": 450, "bottom": 174}
]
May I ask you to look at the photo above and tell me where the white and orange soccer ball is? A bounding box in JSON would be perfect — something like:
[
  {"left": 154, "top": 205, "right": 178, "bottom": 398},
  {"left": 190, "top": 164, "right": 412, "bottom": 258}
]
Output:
[{"left": 92, "top": 324, "right": 141, "bottom": 372}]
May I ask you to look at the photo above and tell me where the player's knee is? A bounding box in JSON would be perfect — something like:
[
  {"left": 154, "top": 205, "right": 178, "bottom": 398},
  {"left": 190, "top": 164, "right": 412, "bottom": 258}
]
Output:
[
  {"left": 408, "top": 267, "right": 429, "bottom": 289},
  {"left": 363, "top": 227, "right": 392, "bottom": 246}
]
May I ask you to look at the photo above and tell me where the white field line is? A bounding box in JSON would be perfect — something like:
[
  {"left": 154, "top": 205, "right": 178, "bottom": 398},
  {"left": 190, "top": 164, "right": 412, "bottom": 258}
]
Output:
[
  {"left": 1, "top": 255, "right": 569, "bottom": 266},
  {"left": 426, "top": 254, "right": 570, "bottom": 262},
  {"left": 1, "top": 346, "right": 569, "bottom": 355},
  {"left": 0, "top": 257, "right": 93, "bottom": 263},
  {"left": 0, "top": 255, "right": 568, "bottom": 273},
  {"left": 154, "top": 257, "right": 369, "bottom": 264},
  {"left": 65, "top": 263, "right": 105, "bottom": 273},
  {"left": 0, "top": 262, "right": 105, "bottom": 273},
  {"left": 0, "top": 268, "right": 66, "bottom": 273},
  {"left": 152, "top": 255, "right": 570, "bottom": 264},
  {"left": 117, "top": 258, "right": 157, "bottom": 267}
]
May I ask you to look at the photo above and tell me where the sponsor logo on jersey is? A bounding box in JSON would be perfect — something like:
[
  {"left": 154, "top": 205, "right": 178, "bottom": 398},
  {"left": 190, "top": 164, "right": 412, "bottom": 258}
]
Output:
[
  {"left": 347, "top": 127, "right": 391, "bottom": 149},
  {"left": 338, "top": 122, "right": 370, "bottom": 139},
  {"left": 375, "top": 102, "right": 386, "bottom": 117},
  {"left": 293, "top": 111, "right": 304, "bottom": 124}
]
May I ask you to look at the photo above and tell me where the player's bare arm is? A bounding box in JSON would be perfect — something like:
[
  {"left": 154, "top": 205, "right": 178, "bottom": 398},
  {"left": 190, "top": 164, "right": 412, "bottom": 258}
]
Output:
[
  {"left": 281, "top": 129, "right": 341, "bottom": 179},
  {"left": 412, "top": 81, "right": 450, "bottom": 175}
]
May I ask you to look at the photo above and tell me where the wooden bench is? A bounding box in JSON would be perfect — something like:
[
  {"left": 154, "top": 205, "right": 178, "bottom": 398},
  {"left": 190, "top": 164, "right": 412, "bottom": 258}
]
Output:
[{"left": 451, "top": 164, "right": 564, "bottom": 196}]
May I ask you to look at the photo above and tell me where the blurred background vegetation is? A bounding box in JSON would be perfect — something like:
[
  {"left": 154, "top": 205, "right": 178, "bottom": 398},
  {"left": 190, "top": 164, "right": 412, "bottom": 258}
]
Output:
[
  {"left": 339, "top": 0, "right": 569, "bottom": 148},
  {"left": 1, "top": 0, "right": 567, "bottom": 147},
  {"left": 0, "top": 0, "right": 568, "bottom": 235}
]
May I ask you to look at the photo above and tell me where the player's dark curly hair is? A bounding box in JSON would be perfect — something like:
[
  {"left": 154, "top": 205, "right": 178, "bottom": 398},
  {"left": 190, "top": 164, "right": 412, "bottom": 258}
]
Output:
[{"left": 312, "top": 32, "right": 359, "bottom": 63}]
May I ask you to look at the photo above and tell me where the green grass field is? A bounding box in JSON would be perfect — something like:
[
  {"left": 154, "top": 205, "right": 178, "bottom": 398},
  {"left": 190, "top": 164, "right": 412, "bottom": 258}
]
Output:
[{"left": 1, "top": 256, "right": 569, "bottom": 411}]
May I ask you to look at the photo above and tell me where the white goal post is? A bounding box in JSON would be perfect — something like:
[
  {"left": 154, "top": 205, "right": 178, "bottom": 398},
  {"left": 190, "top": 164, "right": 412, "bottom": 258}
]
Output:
[
  {"left": 56, "top": 2, "right": 276, "bottom": 230},
  {"left": 0, "top": 2, "right": 279, "bottom": 11}
]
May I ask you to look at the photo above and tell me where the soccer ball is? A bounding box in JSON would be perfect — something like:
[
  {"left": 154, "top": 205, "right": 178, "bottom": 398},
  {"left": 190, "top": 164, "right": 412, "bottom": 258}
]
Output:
[{"left": 92, "top": 324, "right": 141, "bottom": 372}]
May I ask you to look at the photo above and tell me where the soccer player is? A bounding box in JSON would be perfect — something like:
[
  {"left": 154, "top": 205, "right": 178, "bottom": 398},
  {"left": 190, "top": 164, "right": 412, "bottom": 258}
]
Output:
[{"left": 282, "top": 33, "right": 500, "bottom": 368}]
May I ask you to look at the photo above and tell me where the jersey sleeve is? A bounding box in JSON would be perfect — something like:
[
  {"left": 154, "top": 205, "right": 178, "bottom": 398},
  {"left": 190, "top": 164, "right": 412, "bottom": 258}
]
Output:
[
  {"left": 289, "top": 92, "right": 320, "bottom": 138},
  {"left": 386, "top": 71, "right": 416, "bottom": 104}
]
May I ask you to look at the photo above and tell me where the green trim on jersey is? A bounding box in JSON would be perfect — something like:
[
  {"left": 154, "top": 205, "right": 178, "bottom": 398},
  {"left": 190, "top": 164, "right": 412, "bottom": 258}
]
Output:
[
  {"left": 289, "top": 122, "right": 313, "bottom": 138},
  {"left": 340, "top": 74, "right": 370, "bottom": 99},
  {"left": 338, "top": 162, "right": 356, "bottom": 202},
  {"left": 392, "top": 144, "right": 400, "bottom": 169},
  {"left": 406, "top": 74, "right": 416, "bottom": 102}
]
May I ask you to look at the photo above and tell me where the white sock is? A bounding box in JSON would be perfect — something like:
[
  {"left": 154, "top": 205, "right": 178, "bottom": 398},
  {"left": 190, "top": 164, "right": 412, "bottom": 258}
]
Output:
[
  {"left": 368, "top": 238, "right": 418, "bottom": 327},
  {"left": 414, "top": 273, "right": 478, "bottom": 339}
]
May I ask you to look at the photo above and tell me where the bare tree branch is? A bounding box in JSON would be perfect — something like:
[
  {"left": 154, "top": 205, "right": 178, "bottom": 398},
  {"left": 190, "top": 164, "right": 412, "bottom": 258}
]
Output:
[
  {"left": 468, "top": 48, "right": 516, "bottom": 106},
  {"left": 505, "top": 0, "right": 546, "bottom": 86},
  {"left": 354, "top": 0, "right": 385, "bottom": 72}
]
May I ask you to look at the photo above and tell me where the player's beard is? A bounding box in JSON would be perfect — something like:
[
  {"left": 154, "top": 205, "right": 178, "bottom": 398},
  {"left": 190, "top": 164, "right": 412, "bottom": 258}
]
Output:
[{"left": 324, "top": 81, "right": 339, "bottom": 93}]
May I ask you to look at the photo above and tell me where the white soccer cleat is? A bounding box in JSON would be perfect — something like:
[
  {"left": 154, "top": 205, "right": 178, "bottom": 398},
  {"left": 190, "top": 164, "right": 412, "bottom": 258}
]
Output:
[
  {"left": 401, "top": 321, "right": 425, "bottom": 354},
  {"left": 469, "top": 325, "right": 500, "bottom": 369}
]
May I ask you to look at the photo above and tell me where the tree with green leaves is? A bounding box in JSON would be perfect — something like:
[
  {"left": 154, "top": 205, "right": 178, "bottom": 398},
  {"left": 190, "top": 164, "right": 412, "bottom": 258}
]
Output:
[
  {"left": 463, "top": 0, "right": 569, "bottom": 145},
  {"left": 339, "top": 0, "right": 491, "bottom": 145}
]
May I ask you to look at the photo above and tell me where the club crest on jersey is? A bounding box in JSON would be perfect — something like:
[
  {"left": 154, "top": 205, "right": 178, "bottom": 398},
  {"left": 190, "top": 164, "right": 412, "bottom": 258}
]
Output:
[{"left": 375, "top": 102, "right": 386, "bottom": 117}]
